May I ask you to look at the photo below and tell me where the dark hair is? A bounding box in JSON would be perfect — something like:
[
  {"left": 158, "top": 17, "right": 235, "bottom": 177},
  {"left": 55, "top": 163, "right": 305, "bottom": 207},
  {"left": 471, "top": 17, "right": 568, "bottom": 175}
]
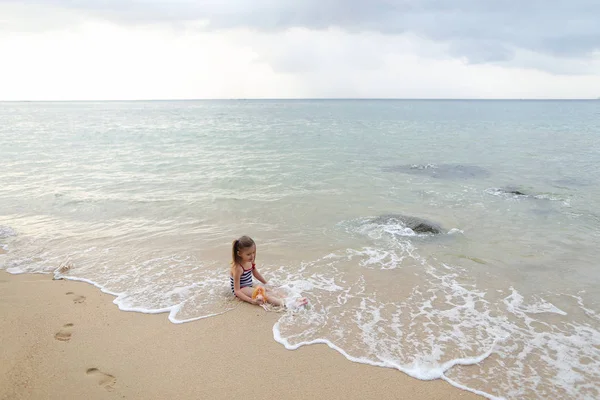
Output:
[{"left": 231, "top": 235, "right": 256, "bottom": 268}]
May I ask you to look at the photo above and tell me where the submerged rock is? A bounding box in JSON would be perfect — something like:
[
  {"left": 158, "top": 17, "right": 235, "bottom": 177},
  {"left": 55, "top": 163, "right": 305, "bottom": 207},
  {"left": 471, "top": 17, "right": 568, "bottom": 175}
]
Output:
[
  {"left": 499, "top": 185, "right": 529, "bottom": 196},
  {"left": 486, "top": 187, "right": 529, "bottom": 197},
  {"left": 505, "top": 189, "right": 527, "bottom": 196},
  {"left": 370, "top": 214, "right": 443, "bottom": 234},
  {"left": 383, "top": 164, "right": 491, "bottom": 180}
]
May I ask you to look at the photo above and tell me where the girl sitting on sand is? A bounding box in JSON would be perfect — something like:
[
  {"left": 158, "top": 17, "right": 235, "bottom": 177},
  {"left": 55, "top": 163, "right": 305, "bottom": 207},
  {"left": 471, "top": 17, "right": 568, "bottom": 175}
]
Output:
[{"left": 229, "top": 235, "right": 307, "bottom": 308}]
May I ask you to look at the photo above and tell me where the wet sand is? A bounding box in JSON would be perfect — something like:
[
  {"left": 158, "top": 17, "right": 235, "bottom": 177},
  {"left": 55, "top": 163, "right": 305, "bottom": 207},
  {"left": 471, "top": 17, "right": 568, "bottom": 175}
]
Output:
[{"left": 0, "top": 271, "right": 482, "bottom": 400}]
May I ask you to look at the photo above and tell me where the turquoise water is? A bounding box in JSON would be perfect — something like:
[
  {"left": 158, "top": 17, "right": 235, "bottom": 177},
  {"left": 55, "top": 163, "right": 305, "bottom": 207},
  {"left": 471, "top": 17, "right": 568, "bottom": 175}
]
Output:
[{"left": 1, "top": 100, "right": 599, "bottom": 399}]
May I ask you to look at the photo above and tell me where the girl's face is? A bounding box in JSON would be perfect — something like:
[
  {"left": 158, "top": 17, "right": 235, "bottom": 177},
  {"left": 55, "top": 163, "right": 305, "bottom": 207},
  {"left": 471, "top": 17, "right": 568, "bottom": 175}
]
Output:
[{"left": 238, "top": 245, "right": 256, "bottom": 263}]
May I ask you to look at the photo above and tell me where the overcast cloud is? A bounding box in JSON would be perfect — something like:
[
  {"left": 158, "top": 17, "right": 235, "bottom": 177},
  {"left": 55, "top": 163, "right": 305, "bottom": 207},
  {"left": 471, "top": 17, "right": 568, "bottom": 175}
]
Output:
[
  {"left": 1, "top": 1, "right": 599, "bottom": 100},
  {"left": 6, "top": 0, "right": 600, "bottom": 62}
]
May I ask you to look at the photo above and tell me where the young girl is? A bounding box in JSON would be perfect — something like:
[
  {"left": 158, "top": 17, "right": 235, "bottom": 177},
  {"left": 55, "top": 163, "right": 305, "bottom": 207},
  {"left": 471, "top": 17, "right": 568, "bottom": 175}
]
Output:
[{"left": 229, "top": 235, "right": 307, "bottom": 308}]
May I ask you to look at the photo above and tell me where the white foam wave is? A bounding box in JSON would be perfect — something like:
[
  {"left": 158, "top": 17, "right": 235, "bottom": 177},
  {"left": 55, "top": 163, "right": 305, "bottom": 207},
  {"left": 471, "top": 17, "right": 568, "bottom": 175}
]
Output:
[
  {"left": 0, "top": 225, "right": 17, "bottom": 238},
  {"left": 339, "top": 216, "right": 436, "bottom": 241},
  {"left": 0, "top": 240, "right": 239, "bottom": 324},
  {"left": 484, "top": 188, "right": 525, "bottom": 199},
  {"left": 274, "top": 324, "right": 498, "bottom": 385},
  {"left": 55, "top": 274, "right": 236, "bottom": 324},
  {"left": 410, "top": 163, "right": 438, "bottom": 170},
  {"left": 566, "top": 293, "right": 600, "bottom": 322},
  {"left": 484, "top": 188, "right": 571, "bottom": 207},
  {"left": 3, "top": 233, "right": 599, "bottom": 399},
  {"left": 533, "top": 194, "right": 571, "bottom": 207},
  {"left": 270, "top": 249, "right": 501, "bottom": 395},
  {"left": 346, "top": 247, "right": 412, "bottom": 270},
  {"left": 504, "top": 288, "right": 567, "bottom": 316},
  {"left": 272, "top": 247, "right": 600, "bottom": 400},
  {"left": 442, "top": 375, "right": 506, "bottom": 400}
]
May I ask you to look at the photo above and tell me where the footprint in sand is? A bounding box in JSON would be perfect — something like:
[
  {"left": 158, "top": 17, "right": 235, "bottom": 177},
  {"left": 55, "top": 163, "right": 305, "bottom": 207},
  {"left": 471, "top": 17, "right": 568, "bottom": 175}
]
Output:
[
  {"left": 65, "top": 292, "right": 86, "bottom": 304},
  {"left": 86, "top": 368, "right": 117, "bottom": 391},
  {"left": 54, "top": 323, "right": 74, "bottom": 341}
]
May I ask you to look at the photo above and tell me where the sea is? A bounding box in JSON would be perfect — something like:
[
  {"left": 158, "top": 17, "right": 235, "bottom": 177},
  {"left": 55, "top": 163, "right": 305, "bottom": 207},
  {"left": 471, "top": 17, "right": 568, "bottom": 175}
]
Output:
[{"left": 1, "top": 99, "right": 599, "bottom": 399}]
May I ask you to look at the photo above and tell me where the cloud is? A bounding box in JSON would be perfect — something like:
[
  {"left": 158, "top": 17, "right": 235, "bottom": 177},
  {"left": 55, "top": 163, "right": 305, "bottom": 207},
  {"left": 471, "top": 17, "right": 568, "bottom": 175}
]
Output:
[
  {"left": 3, "top": 0, "right": 600, "bottom": 66},
  {"left": 0, "top": 21, "right": 304, "bottom": 100},
  {"left": 1, "top": 17, "right": 599, "bottom": 101},
  {"left": 1, "top": 2, "right": 599, "bottom": 100}
]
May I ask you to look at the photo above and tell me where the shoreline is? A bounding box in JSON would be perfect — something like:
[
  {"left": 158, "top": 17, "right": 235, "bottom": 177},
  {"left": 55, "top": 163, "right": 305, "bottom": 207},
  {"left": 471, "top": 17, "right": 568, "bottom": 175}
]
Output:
[{"left": 0, "top": 271, "right": 482, "bottom": 400}]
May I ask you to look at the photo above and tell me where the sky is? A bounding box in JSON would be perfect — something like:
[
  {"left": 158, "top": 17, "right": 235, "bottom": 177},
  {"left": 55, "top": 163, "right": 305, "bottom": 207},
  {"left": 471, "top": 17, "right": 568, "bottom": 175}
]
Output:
[{"left": 1, "top": 0, "right": 599, "bottom": 100}]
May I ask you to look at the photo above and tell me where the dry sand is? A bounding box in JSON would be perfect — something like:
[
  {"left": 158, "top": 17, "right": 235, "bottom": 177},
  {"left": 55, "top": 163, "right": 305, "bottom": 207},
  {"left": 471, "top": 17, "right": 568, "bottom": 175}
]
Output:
[{"left": 0, "top": 271, "right": 482, "bottom": 400}]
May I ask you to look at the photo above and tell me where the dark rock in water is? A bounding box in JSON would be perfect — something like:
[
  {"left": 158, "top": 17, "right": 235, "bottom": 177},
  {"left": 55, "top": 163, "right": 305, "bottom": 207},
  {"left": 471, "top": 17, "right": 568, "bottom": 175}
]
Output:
[
  {"left": 384, "top": 164, "right": 490, "bottom": 180},
  {"left": 486, "top": 187, "right": 529, "bottom": 197},
  {"left": 499, "top": 185, "right": 528, "bottom": 196},
  {"left": 371, "top": 214, "right": 443, "bottom": 234}
]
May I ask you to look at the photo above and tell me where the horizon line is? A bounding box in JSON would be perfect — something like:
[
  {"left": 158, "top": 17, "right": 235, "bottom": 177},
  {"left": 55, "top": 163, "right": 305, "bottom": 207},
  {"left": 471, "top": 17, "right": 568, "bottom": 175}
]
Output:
[{"left": 1, "top": 97, "right": 599, "bottom": 102}]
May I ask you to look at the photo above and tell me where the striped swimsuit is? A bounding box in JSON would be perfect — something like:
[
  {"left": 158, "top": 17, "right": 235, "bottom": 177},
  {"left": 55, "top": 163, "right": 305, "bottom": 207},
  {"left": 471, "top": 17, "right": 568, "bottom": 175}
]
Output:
[{"left": 230, "top": 263, "right": 255, "bottom": 294}]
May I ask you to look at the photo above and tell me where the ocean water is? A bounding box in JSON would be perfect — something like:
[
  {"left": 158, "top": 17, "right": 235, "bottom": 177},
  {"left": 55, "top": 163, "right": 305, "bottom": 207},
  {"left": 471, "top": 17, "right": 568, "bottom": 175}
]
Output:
[{"left": 1, "top": 99, "right": 599, "bottom": 399}]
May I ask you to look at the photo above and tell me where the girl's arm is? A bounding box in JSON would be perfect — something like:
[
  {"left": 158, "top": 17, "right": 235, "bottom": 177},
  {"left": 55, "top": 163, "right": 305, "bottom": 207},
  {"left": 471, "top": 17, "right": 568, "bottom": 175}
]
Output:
[
  {"left": 252, "top": 267, "right": 268, "bottom": 285},
  {"left": 232, "top": 266, "right": 257, "bottom": 304}
]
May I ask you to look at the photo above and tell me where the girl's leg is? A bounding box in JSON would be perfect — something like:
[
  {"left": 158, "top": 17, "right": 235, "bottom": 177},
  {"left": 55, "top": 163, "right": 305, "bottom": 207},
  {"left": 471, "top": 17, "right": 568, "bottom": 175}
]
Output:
[
  {"left": 259, "top": 286, "right": 283, "bottom": 307},
  {"left": 238, "top": 286, "right": 256, "bottom": 302},
  {"left": 264, "top": 286, "right": 285, "bottom": 298},
  {"left": 266, "top": 295, "right": 285, "bottom": 307},
  {"left": 263, "top": 287, "right": 307, "bottom": 308},
  {"left": 239, "top": 286, "right": 284, "bottom": 306}
]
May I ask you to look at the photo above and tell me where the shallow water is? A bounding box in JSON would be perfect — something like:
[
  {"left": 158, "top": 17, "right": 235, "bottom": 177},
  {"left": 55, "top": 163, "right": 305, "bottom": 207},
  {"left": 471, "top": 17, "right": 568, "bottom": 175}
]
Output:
[{"left": 1, "top": 100, "right": 600, "bottom": 399}]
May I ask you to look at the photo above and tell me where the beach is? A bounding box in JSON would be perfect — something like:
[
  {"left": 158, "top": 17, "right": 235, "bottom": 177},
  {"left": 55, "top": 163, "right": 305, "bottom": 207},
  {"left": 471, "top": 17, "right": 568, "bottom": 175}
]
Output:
[{"left": 0, "top": 271, "right": 481, "bottom": 400}]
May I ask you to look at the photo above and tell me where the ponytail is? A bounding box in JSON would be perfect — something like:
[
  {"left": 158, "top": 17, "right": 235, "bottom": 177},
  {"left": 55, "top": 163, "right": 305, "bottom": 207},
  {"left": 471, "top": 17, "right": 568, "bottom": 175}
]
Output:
[{"left": 231, "top": 239, "right": 239, "bottom": 267}]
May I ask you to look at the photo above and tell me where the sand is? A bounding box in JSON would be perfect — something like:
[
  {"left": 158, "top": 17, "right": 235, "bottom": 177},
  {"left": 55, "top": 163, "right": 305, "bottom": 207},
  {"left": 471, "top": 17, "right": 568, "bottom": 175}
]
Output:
[{"left": 0, "top": 271, "right": 482, "bottom": 400}]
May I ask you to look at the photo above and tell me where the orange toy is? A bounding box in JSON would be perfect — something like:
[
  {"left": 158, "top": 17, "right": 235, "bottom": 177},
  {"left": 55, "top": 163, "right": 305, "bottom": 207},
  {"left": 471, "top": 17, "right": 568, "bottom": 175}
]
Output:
[{"left": 252, "top": 286, "right": 268, "bottom": 303}]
